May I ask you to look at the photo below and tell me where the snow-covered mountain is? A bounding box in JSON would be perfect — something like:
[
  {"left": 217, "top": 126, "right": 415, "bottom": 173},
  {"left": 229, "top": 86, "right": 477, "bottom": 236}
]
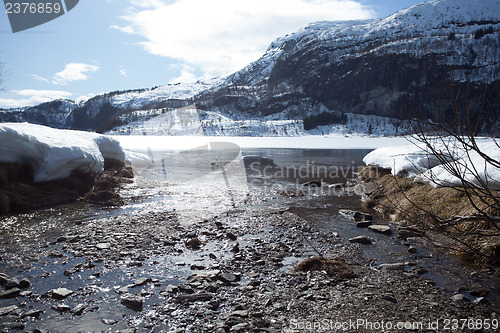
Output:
[{"left": 1, "top": 0, "right": 499, "bottom": 136}]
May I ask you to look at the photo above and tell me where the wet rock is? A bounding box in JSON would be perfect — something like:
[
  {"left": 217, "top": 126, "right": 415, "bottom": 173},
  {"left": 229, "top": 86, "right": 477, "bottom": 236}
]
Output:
[
  {"left": 133, "top": 277, "right": 152, "bottom": 287},
  {"left": 408, "top": 246, "right": 417, "bottom": 254},
  {"left": 19, "top": 278, "right": 31, "bottom": 289},
  {"left": 119, "top": 329, "right": 137, "bottom": 333},
  {"left": 339, "top": 209, "right": 373, "bottom": 222},
  {"left": 4, "top": 277, "right": 20, "bottom": 289},
  {"left": 473, "top": 297, "right": 489, "bottom": 305},
  {"left": 0, "top": 322, "right": 25, "bottom": 330},
  {"left": 397, "top": 227, "right": 425, "bottom": 239},
  {"left": 121, "top": 294, "right": 144, "bottom": 311},
  {"left": 227, "top": 232, "right": 238, "bottom": 241},
  {"left": 101, "top": 318, "right": 118, "bottom": 325},
  {"left": 53, "top": 304, "right": 72, "bottom": 313},
  {"left": 450, "top": 294, "right": 469, "bottom": 303},
  {"left": 469, "top": 288, "right": 489, "bottom": 297},
  {"left": 0, "top": 273, "right": 10, "bottom": 285},
  {"left": 186, "top": 238, "right": 202, "bottom": 250},
  {"left": 302, "top": 180, "right": 322, "bottom": 187},
  {"left": 71, "top": 304, "right": 86, "bottom": 315},
  {"left": 382, "top": 293, "right": 397, "bottom": 303},
  {"left": 21, "top": 309, "right": 43, "bottom": 318},
  {"left": 48, "top": 250, "right": 65, "bottom": 258},
  {"left": 349, "top": 236, "right": 372, "bottom": 245},
  {"left": 51, "top": 287, "right": 74, "bottom": 300},
  {"left": 191, "top": 264, "right": 206, "bottom": 270},
  {"left": 177, "top": 293, "right": 213, "bottom": 302},
  {"left": 219, "top": 272, "right": 239, "bottom": 284},
  {"left": 368, "top": 225, "right": 392, "bottom": 235},
  {"left": 0, "top": 287, "right": 20, "bottom": 299},
  {"left": 0, "top": 305, "right": 19, "bottom": 316},
  {"left": 232, "top": 310, "right": 249, "bottom": 318},
  {"left": 96, "top": 242, "right": 111, "bottom": 250},
  {"left": 356, "top": 221, "right": 373, "bottom": 228},
  {"left": 230, "top": 322, "right": 250, "bottom": 331},
  {"left": 379, "top": 263, "right": 406, "bottom": 271}
]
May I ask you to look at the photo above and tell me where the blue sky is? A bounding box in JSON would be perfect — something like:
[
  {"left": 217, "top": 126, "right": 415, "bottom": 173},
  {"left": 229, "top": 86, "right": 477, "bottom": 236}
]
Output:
[{"left": 0, "top": 0, "right": 424, "bottom": 109}]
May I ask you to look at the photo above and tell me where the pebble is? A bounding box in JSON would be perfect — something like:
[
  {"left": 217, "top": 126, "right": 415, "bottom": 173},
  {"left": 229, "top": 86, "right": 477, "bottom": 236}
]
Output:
[
  {"left": 0, "top": 305, "right": 19, "bottom": 316},
  {"left": 133, "top": 277, "right": 152, "bottom": 287},
  {"left": 379, "top": 263, "right": 406, "bottom": 271},
  {"left": 381, "top": 293, "right": 397, "bottom": 303},
  {"left": 450, "top": 294, "right": 469, "bottom": 303},
  {"left": 96, "top": 243, "right": 112, "bottom": 250},
  {"left": 21, "top": 309, "right": 43, "bottom": 318},
  {"left": 408, "top": 246, "right": 417, "bottom": 254},
  {"left": 177, "top": 293, "right": 213, "bottom": 302},
  {"left": 71, "top": 304, "right": 86, "bottom": 315},
  {"left": 51, "top": 287, "right": 74, "bottom": 299},
  {"left": 0, "top": 287, "right": 20, "bottom": 299},
  {"left": 368, "top": 225, "right": 392, "bottom": 235},
  {"left": 121, "top": 294, "right": 144, "bottom": 311},
  {"left": 349, "top": 236, "right": 372, "bottom": 245},
  {"left": 53, "top": 304, "right": 72, "bottom": 313}
]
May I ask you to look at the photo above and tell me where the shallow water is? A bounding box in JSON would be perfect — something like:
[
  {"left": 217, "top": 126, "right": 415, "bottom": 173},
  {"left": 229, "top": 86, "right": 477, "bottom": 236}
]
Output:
[{"left": 0, "top": 146, "right": 498, "bottom": 332}]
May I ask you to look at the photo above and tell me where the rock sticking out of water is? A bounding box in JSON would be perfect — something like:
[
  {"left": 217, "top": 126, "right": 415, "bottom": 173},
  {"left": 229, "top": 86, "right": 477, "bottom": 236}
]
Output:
[
  {"left": 50, "top": 287, "right": 74, "bottom": 300},
  {"left": 349, "top": 236, "right": 372, "bottom": 245},
  {"left": 121, "top": 294, "right": 144, "bottom": 311},
  {"left": 368, "top": 225, "right": 392, "bottom": 235}
]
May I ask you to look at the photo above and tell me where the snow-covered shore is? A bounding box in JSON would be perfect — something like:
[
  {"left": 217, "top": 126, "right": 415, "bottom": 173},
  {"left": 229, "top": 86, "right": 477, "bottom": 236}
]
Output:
[
  {"left": 363, "top": 138, "right": 500, "bottom": 190},
  {"left": 0, "top": 123, "right": 129, "bottom": 182}
]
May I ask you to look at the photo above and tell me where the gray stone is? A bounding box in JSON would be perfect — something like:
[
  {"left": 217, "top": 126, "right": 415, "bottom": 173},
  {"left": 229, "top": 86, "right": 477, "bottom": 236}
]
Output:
[
  {"left": 0, "top": 322, "right": 24, "bottom": 330},
  {"left": 219, "top": 272, "right": 238, "bottom": 284},
  {"left": 0, "top": 305, "right": 19, "bottom": 316},
  {"left": 0, "top": 287, "right": 20, "bottom": 299},
  {"left": 177, "top": 293, "right": 213, "bottom": 302},
  {"left": 356, "top": 221, "right": 373, "bottom": 228},
  {"left": 349, "top": 236, "right": 372, "bottom": 245},
  {"left": 19, "top": 278, "right": 30, "bottom": 289},
  {"left": 368, "top": 225, "right": 392, "bottom": 234},
  {"left": 379, "top": 263, "right": 406, "bottom": 271},
  {"left": 4, "top": 277, "right": 20, "bottom": 289},
  {"left": 21, "top": 309, "right": 43, "bottom": 318},
  {"left": 398, "top": 227, "right": 424, "bottom": 239},
  {"left": 408, "top": 246, "right": 417, "bottom": 254},
  {"left": 51, "top": 287, "right": 74, "bottom": 299},
  {"left": 96, "top": 243, "right": 111, "bottom": 250},
  {"left": 382, "top": 293, "right": 397, "bottom": 303},
  {"left": 133, "top": 277, "right": 151, "bottom": 287},
  {"left": 473, "top": 297, "right": 489, "bottom": 305},
  {"left": 450, "top": 294, "right": 469, "bottom": 303},
  {"left": 232, "top": 310, "right": 249, "bottom": 317},
  {"left": 53, "top": 304, "right": 72, "bottom": 313},
  {"left": 121, "top": 295, "right": 144, "bottom": 311},
  {"left": 71, "top": 304, "right": 86, "bottom": 315}
]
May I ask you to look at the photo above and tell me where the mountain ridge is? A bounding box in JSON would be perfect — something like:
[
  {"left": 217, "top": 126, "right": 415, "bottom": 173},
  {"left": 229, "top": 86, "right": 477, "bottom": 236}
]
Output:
[{"left": 1, "top": 0, "right": 499, "bottom": 136}]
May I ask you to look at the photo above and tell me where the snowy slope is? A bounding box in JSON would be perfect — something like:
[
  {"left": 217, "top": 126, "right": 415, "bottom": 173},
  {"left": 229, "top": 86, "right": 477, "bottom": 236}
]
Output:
[{"left": 1, "top": 0, "right": 498, "bottom": 135}]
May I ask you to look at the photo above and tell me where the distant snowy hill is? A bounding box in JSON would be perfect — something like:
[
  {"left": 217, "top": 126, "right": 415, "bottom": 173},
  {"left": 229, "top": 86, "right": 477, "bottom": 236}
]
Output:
[{"left": 1, "top": 0, "right": 499, "bottom": 136}]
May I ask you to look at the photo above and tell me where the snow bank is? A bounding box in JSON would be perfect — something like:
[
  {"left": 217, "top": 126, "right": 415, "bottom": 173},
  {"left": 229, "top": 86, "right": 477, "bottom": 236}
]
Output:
[
  {"left": 0, "top": 123, "right": 126, "bottom": 182},
  {"left": 363, "top": 138, "right": 500, "bottom": 190}
]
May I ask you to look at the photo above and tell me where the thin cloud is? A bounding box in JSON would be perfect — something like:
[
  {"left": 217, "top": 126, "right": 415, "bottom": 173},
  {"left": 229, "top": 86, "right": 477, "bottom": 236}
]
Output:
[
  {"left": 31, "top": 74, "right": 50, "bottom": 83},
  {"left": 169, "top": 64, "right": 197, "bottom": 84},
  {"left": 0, "top": 89, "right": 72, "bottom": 108},
  {"left": 52, "top": 63, "right": 99, "bottom": 86},
  {"left": 120, "top": 69, "right": 128, "bottom": 77},
  {"left": 114, "top": 0, "right": 375, "bottom": 78}
]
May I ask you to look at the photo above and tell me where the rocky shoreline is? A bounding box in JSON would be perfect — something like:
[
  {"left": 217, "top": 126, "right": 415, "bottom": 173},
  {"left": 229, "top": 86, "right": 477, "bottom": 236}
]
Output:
[
  {"left": 0, "top": 191, "right": 498, "bottom": 332},
  {"left": 0, "top": 159, "right": 134, "bottom": 214}
]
